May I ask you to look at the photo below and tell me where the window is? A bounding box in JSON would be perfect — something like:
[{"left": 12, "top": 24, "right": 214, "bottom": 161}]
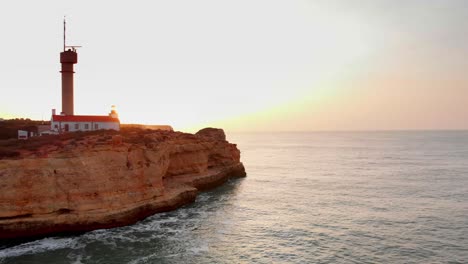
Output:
[
  {"left": 84, "top": 124, "right": 89, "bottom": 130},
  {"left": 94, "top": 124, "right": 99, "bottom": 130},
  {"left": 74, "top": 123, "right": 79, "bottom": 130},
  {"left": 54, "top": 124, "right": 58, "bottom": 129}
]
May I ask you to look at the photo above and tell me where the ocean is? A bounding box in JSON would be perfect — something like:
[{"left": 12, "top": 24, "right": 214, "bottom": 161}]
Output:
[{"left": 1, "top": 131, "right": 467, "bottom": 263}]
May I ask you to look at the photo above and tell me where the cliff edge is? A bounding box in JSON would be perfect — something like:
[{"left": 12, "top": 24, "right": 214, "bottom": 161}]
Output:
[{"left": 0, "top": 127, "right": 246, "bottom": 239}]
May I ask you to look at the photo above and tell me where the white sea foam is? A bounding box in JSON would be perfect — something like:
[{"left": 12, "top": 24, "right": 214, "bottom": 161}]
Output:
[
  {"left": 196, "top": 194, "right": 212, "bottom": 202},
  {"left": 0, "top": 237, "right": 80, "bottom": 260},
  {"left": 68, "top": 253, "right": 84, "bottom": 264},
  {"left": 127, "top": 252, "right": 159, "bottom": 264},
  {"left": 189, "top": 243, "right": 209, "bottom": 254}
]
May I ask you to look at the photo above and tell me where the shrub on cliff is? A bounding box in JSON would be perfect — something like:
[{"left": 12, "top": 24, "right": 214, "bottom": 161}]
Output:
[{"left": 0, "top": 147, "right": 20, "bottom": 159}]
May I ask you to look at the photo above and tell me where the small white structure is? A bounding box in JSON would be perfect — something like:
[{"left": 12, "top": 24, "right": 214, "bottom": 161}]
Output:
[
  {"left": 50, "top": 108, "right": 120, "bottom": 133},
  {"left": 18, "top": 130, "right": 31, "bottom": 140},
  {"left": 37, "top": 125, "right": 54, "bottom": 136}
]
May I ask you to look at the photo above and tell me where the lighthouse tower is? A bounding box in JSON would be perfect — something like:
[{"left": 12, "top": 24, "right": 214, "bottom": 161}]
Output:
[
  {"left": 50, "top": 18, "right": 120, "bottom": 134},
  {"left": 60, "top": 18, "right": 79, "bottom": 115}
]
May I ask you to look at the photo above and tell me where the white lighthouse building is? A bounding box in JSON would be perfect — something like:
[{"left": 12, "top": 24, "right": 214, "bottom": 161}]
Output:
[
  {"left": 51, "top": 107, "right": 120, "bottom": 133},
  {"left": 51, "top": 19, "right": 120, "bottom": 133}
]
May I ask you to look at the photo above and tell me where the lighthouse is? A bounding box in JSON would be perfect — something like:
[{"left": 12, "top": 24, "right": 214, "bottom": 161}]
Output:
[
  {"left": 60, "top": 18, "right": 79, "bottom": 115},
  {"left": 51, "top": 18, "right": 120, "bottom": 133}
]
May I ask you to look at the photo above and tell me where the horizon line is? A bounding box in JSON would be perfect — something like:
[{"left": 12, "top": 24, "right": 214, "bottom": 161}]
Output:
[{"left": 220, "top": 129, "right": 468, "bottom": 133}]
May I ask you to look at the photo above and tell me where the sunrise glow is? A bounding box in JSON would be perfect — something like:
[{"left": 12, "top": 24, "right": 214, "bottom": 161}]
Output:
[{"left": 1, "top": 1, "right": 467, "bottom": 131}]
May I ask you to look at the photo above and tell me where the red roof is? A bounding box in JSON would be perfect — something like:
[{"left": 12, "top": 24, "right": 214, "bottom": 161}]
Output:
[{"left": 52, "top": 115, "right": 119, "bottom": 123}]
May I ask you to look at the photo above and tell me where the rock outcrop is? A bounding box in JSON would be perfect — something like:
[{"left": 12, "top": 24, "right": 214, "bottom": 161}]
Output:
[
  {"left": 0, "top": 128, "right": 246, "bottom": 239},
  {"left": 196, "top": 127, "right": 226, "bottom": 141}
]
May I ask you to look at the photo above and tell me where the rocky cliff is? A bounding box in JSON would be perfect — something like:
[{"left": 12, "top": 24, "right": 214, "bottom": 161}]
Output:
[{"left": 0, "top": 128, "right": 246, "bottom": 239}]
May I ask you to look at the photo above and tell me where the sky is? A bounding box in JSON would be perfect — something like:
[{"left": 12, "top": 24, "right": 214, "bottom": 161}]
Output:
[{"left": 0, "top": 0, "right": 467, "bottom": 132}]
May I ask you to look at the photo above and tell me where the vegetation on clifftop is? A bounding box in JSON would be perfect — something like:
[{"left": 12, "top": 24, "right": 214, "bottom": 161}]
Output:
[
  {"left": 0, "top": 118, "right": 50, "bottom": 140},
  {"left": 0, "top": 127, "right": 197, "bottom": 160}
]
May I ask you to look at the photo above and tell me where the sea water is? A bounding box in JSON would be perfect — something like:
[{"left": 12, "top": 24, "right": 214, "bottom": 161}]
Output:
[{"left": 1, "top": 131, "right": 467, "bottom": 263}]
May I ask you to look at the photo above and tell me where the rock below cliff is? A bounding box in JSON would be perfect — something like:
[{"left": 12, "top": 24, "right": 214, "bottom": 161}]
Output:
[{"left": 0, "top": 128, "right": 246, "bottom": 239}]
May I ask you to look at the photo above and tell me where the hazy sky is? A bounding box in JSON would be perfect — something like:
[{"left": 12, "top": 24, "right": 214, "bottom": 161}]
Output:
[{"left": 1, "top": 0, "right": 467, "bottom": 132}]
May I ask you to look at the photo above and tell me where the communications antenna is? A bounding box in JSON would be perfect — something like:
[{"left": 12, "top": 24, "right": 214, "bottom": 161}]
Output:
[{"left": 63, "top": 17, "right": 82, "bottom": 52}]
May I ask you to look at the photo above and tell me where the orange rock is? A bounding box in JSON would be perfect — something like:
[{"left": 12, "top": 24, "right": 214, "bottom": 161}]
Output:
[
  {"left": 112, "top": 135, "right": 123, "bottom": 146},
  {"left": 0, "top": 128, "right": 246, "bottom": 239},
  {"left": 196, "top": 127, "right": 226, "bottom": 141}
]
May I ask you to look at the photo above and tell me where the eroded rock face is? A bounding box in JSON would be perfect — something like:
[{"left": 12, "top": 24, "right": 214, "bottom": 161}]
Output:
[
  {"left": 196, "top": 127, "right": 226, "bottom": 141},
  {"left": 0, "top": 128, "right": 246, "bottom": 239}
]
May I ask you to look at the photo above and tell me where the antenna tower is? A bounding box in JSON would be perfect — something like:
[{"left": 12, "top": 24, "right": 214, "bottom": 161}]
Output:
[{"left": 63, "top": 17, "right": 66, "bottom": 51}]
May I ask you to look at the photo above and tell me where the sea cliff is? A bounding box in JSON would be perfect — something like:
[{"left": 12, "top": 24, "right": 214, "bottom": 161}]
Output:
[{"left": 0, "top": 128, "right": 246, "bottom": 239}]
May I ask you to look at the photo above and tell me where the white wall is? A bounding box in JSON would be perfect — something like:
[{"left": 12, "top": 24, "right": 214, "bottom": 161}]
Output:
[
  {"left": 51, "top": 121, "right": 120, "bottom": 132},
  {"left": 18, "top": 130, "right": 28, "bottom": 139}
]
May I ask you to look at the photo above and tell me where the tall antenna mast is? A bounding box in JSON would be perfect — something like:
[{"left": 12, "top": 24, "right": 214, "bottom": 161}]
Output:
[
  {"left": 63, "top": 16, "right": 66, "bottom": 51},
  {"left": 62, "top": 17, "right": 81, "bottom": 52}
]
